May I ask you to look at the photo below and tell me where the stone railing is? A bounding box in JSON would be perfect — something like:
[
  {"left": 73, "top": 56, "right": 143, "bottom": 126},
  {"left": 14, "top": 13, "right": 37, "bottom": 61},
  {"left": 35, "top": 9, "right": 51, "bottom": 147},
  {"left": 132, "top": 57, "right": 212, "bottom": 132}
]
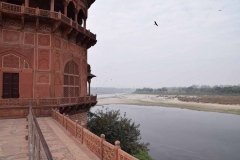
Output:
[
  {"left": 0, "top": 95, "right": 97, "bottom": 108},
  {"left": 52, "top": 109, "right": 138, "bottom": 160},
  {"left": 0, "top": 2, "right": 96, "bottom": 40},
  {"left": 28, "top": 107, "right": 53, "bottom": 159}
]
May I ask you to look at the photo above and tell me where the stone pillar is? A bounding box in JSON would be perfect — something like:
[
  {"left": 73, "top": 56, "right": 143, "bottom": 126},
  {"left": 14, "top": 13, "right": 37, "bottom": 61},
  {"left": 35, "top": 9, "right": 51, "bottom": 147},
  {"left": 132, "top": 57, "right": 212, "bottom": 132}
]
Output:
[
  {"left": 50, "top": 0, "right": 54, "bottom": 11},
  {"left": 84, "top": 18, "right": 86, "bottom": 29},
  {"left": 63, "top": 1, "right": 68, "bottom": 16},
  {"left": 74, "top": 9, "right": 78, "bottom": 22},
  {"left": 87, "top": 79, "right": 91, "bottom": 96},
  {"left": 24, "top": 0, "right": 29, "bottom": 7}
]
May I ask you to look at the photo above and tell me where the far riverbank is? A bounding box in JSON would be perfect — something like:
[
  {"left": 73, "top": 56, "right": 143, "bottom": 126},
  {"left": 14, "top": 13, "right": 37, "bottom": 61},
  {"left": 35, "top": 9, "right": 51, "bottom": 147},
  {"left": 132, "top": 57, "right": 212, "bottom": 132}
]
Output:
[{"left": 97, "top": 94, "right": 240, "bottom": 115}]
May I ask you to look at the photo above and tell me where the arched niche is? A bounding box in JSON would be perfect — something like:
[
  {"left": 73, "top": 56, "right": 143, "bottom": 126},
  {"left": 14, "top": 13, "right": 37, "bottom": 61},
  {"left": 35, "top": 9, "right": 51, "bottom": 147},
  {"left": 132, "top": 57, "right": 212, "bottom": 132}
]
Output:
[
  {"left": 54, "top": 0, "right": 64, "bottom": 13},
  {"left": 67, "top": 1, "right": 75, "bottom": 20},
  {"left": 29, "top": 0, "right": 50, "bottom": 10},
  {"left": 78, "top": 9, "right": 86, "bottom": 25},
  {"left": 7, "top": 0, "right": 23, "bottom": 5}
]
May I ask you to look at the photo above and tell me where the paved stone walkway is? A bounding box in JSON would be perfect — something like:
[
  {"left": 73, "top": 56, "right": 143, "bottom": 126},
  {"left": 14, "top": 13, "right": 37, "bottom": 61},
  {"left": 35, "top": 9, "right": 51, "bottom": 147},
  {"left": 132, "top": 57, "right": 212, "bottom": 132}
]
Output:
[
  {"left": 37, "top": 117, "right": 99, "bottom": 160},
  {"left": 0, "top": 118, "right": 29, "bottom": 160}
]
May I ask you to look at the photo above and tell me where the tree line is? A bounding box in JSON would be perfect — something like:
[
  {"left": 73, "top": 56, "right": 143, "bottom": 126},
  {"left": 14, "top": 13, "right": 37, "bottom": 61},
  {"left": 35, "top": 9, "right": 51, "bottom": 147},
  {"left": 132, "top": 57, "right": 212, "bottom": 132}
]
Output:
[{"left": 134, "top": 85, "right": 240, "bottom": 95}]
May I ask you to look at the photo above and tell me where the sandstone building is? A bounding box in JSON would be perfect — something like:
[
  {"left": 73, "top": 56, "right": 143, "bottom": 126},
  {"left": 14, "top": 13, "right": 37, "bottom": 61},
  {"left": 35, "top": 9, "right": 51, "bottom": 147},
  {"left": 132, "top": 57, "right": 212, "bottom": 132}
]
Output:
[{"left": 0, "top": 0, "right": 97, "bottom": 121}]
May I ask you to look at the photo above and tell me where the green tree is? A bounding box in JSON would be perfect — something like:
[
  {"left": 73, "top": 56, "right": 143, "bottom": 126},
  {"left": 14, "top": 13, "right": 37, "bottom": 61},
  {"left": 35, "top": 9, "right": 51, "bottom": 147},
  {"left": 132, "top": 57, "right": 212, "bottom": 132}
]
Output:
[{"left": 87, "top": 107, "right": 150, "bottom": 155}]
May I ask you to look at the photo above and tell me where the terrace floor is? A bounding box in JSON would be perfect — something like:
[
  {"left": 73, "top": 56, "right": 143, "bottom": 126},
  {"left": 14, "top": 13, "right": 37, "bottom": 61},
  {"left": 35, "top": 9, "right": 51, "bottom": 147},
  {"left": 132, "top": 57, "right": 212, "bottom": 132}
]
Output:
[
  {"left": 0, "top": 117, "right": 99, "bottom": 160},
  {"left": 0, "top": 118, "right": 29, "bottom": 160},
  {"left": 37, "top": 117, "right": 99, "bottom": 160}
]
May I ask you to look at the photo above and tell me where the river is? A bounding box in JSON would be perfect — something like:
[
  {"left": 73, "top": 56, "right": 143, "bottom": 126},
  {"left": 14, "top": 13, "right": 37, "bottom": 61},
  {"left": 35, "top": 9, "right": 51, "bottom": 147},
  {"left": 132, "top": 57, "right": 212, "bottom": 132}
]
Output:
[{"left": 91, "top": 104, "right": 240, "bottom": 160}]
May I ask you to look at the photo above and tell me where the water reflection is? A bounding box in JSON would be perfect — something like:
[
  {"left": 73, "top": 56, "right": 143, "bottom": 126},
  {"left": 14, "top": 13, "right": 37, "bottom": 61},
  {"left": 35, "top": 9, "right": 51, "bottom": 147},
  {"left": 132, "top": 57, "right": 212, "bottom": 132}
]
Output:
[{"left": 91, "top": 105, "right": 240, "bottom": 160}]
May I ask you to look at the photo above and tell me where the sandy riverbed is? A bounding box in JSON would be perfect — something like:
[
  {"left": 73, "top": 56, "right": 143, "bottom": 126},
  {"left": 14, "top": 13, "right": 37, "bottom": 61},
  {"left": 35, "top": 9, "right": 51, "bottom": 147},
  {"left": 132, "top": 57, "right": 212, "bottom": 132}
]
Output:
[{"left": 97, "top": 94, "right": 240, "bottom": 115}]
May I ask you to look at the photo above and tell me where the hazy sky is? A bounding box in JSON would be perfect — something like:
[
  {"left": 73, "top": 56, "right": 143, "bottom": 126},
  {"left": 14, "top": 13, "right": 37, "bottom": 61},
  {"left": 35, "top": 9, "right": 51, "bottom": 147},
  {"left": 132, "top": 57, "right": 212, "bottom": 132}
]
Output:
[{"left": 87, "top": 0, "right": 240, "bottom": 88}]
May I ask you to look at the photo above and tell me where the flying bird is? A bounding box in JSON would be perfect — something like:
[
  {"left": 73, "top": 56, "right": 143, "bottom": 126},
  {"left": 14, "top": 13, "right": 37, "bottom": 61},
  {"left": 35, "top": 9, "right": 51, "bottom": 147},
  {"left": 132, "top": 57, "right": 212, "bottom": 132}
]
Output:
[
  {"left": 154, "top": 21, "right": 158, "bottom": 26},
  {"left": 219, "top": 10, "right": 221, "bottom": 11}
]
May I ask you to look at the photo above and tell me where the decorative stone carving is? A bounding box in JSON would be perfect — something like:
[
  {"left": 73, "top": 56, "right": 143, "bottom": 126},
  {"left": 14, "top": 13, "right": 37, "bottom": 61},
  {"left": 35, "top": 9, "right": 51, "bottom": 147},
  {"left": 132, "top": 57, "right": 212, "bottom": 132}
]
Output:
[
  {"left": 22, "top": 48, "right": 34, "bottom": 67},
  {"left": 55, "top": 60, "right": 60, "bottom": 71},
  {"left": 38, "top": 49, "right": 50, "bottom": 70},
  {"left": 54, "top": 28, "right": 62, "bottom": 37},
  {"left": 62, "top": 40, "right": 68, "bottom": 50},
  {"left": 55, "top": 37, "right": 61, "bottom": 48},
  {"left": 3, "top": 30, "right": 21, "bottom": 44},
  {"left": 55, "top": 50, "right": 60, "bottom": 57},
  {"left": 2, "top": 54, "right": 20, "bottom": 68},
  {"left": 38, "top": 58, "right": 49, "bottom": 70},
  {"left": 38, "top": 74, "right": 49, "bottom": 83},
  {"left": 39, "top": 24, "right": 51, "bottom": 32},
  {"left": 38, "top": 34, "right": 50, "bottom": 46},
  {"left": 24, "top": 60, "right": 30, "bottom": 69},
  {"left": 3, "top": 19, "right": 21, "bottom": 28},
  {"left": 24, "top": 32, "right": 35, "bottom": 45},
  {"left": 63, "top": 52, "right": 72, "bottom": 63},
  {"left": 35, "top": 85, "right": 49, "bottom": 97},
  {"left": 25, "top": 22, "right": 35, "bottom": 30},
  {"left": 54, "top": 76, "right": 61, "bottom": 85},
  {"left": 69, "top": 43, "right": 75, "bottom": 52}
]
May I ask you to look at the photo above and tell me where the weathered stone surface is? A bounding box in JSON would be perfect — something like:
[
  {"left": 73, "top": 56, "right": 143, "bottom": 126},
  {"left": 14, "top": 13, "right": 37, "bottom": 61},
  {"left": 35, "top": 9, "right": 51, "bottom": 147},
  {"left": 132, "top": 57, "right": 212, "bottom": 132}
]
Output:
[
  {"left": 0, "top": 119, "right": 29, "bottom": 160},
  {"left": 37, "top": 117, "right": 99, "bottom": 160}
]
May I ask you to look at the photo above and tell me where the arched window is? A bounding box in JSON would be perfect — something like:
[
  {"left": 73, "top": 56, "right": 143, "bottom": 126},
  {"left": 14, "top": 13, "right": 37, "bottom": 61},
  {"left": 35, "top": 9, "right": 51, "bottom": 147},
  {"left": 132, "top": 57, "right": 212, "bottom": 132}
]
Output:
[
  {"left": 67, "top": 1, "right": 75, "bottom": 20},
  {"left": 63, "top": 60, "right": 79, "bottom": 97},
  {"left": 78, "top": 10, "right": 85, "bottom": 25},
  {"left": 29, "top": 0, "right": 50, "bottom": 10},
  {"left": 54, "top": 0, "right": 64, "bottom": 13},
  {"left": 7, "top": 0, "right": 22, "bottom": 5}
]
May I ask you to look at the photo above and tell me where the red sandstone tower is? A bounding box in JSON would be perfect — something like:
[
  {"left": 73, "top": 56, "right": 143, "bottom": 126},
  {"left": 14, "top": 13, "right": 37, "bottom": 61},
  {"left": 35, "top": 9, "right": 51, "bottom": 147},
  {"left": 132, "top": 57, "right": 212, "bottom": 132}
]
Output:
[{"left": 0, "top": 0, "right": 97, "bottom": 121}]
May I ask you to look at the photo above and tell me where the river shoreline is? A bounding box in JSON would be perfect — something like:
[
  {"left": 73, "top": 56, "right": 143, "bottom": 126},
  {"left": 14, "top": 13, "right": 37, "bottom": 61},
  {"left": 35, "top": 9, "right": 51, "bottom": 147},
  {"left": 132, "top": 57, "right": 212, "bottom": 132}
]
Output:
[{"left": 97, "top": 94, "right": 240, "bottom": 115}]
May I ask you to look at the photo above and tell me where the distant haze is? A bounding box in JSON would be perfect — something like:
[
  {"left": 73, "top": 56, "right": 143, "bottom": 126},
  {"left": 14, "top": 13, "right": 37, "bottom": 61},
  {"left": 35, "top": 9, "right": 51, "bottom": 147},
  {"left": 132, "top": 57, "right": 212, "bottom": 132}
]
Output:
[{"left": 87, "top": 0, "right": 240, "bottom": 88}]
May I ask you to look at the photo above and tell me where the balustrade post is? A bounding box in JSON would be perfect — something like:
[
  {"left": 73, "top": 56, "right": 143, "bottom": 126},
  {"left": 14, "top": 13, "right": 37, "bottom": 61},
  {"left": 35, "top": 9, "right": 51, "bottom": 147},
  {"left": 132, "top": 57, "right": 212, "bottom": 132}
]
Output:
[
  {"left": 100, "top": 134, "right": 105, "bottom": 160},
  {"left": 114, "top": 141, "right": 121, "bottom": 160},
  {"left": 21, "top": 4, "right": 24, "bottom": 13},
  {"left": 36, "top": 7, "right": 39, "bottom": 16},
  {"left": 58, "top": 11, "right": 61, "bottom": 19},
  {"left": 63, "top": 113, "right": 65, "bottom": 127},
  {"left": 66, "top": 115, "right": 69, "bottom": 129},
  {"left": 75, "top": 120, "right": 78, "bottom": 137},
  {"left": 81, "top": 127, "right": 84, "bottom": 144}
]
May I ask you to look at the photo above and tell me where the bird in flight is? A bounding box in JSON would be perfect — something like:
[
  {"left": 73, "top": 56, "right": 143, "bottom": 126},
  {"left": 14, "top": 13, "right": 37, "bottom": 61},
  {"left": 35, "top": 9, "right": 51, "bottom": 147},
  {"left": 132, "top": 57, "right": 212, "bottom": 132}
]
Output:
[
  {"left": 219, "top": 10, "right": 221, "bottom": 11},
  {"left": 154, "top": 21, "right": 158, "bottom": 26}
]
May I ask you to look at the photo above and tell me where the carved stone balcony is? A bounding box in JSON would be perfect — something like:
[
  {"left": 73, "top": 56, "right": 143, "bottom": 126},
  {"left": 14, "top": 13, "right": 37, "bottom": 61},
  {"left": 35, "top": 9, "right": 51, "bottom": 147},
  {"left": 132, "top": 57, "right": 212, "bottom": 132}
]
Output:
[
  {"left": 0, "top": 2, "right": 97, "bottom": 49},
  {"left": 0, "top": 95, "right": 97, "bottom": 108}
]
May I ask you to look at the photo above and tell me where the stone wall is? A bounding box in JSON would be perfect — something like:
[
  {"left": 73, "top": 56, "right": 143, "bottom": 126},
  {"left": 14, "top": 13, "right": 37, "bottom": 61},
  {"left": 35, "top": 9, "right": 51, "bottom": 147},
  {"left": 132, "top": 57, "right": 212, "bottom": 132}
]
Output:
[{"left": 0, "top": 26, "right": 88, "bottom": 99}]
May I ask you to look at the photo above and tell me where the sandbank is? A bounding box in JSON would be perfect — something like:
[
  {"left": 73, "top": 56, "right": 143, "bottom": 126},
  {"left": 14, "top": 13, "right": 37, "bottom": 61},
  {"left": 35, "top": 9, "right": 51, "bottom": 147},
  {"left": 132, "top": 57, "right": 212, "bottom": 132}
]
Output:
[{"left": 97, "top": 94, "right": 240, "bottom": 115}]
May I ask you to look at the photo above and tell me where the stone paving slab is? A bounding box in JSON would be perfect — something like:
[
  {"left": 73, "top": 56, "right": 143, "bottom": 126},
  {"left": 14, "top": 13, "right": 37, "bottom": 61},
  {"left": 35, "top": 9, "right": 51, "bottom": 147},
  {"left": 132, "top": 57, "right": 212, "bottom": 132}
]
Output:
[
  {"left": 0, "top": 118, "right": 29, "bottom": 160},
  {"left": 37, "top": 117, "right": 99, "bottom": 160}
]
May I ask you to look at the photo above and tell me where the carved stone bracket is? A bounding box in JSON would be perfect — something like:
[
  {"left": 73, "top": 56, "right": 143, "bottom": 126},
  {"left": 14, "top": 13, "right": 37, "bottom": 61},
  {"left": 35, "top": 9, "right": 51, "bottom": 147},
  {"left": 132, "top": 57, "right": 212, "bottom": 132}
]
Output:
[
  {"left": 69, "top": 29, "right": 78, "bottom": 40},
  {"left": 62, "top": 27, "right": 72, "bottom": 37},
  {"left": 52, "top": 21, "right": 61, "bottom": 33}
]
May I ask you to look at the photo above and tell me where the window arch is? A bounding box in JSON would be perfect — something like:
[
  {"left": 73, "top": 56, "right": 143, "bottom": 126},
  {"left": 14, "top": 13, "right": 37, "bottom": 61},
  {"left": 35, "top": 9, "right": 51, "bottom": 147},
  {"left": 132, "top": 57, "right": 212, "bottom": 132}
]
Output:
[
  {"left": 63, "top": 60, "right": 79, "bottom": 97},
  {"left": 67, "top": 1, "right": 75, "bottom": 20}
]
